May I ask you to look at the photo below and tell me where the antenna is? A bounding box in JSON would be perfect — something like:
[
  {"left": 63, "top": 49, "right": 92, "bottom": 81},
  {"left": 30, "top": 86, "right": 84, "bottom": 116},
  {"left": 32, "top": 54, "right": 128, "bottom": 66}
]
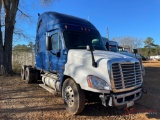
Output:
[
  {"left": 106, "top": 27, "right": 109, "bottom": 39},
  {"left": 88, "top": 16, "right": 90, "bottom": 21}
]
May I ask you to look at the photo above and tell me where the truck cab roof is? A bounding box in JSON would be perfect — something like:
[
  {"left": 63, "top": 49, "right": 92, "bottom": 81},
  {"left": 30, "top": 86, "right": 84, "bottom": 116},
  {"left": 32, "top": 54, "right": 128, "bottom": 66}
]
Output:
[{"left": 37, "top": 12, "right": 97, "bottom": 32}]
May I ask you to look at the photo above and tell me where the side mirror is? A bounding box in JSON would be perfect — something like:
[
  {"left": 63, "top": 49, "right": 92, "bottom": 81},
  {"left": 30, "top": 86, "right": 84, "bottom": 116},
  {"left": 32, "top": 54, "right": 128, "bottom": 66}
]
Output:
[
  {"left": 46, "top": 36, "right": 52, "bottom": 50},
  {"left": 132, "top": 49, "right": 138, "bottom": 58},
  {"left": 132, "top": 49, "right": 138, "bottom": 54},
  {"left": 86, "top": 45, "right": 95, "bottom": 51}
]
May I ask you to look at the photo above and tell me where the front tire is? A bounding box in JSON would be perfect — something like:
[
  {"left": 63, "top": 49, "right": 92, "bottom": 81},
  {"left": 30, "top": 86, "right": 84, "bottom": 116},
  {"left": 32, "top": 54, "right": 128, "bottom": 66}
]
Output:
[{"left": 62, "top": 78, "right": 85, "bottom": 114}]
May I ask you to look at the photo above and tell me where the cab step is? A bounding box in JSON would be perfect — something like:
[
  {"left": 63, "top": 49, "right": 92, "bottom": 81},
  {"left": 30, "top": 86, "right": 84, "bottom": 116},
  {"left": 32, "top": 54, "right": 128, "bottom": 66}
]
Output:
[{"left": 39, "top": 84, "right": 58, "bottom": 95}]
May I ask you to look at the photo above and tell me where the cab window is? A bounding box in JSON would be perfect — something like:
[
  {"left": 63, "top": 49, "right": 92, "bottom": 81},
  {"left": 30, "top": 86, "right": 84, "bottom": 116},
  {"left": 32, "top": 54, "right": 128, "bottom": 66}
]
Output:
[{"left": 51, "top": 33, "right": 59, "bottom": 50}]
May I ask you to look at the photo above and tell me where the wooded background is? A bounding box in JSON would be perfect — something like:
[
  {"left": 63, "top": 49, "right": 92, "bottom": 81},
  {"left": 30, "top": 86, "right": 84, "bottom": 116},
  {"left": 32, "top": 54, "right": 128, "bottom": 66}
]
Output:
[{"left": 12, "top": 43, "right": 35, "bottom": 73}]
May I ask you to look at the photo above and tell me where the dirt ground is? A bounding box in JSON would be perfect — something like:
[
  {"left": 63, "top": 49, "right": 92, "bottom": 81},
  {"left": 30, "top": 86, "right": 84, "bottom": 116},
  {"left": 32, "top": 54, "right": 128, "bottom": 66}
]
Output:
[{"left": 0, "top": 63, "right": 160, "bottom": 120}]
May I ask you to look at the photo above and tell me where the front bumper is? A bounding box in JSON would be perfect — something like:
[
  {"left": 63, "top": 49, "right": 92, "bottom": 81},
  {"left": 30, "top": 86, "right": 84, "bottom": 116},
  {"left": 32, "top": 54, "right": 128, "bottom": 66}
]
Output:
[{"left": 99, "top": 88, "right": 142, "bottom": 108}]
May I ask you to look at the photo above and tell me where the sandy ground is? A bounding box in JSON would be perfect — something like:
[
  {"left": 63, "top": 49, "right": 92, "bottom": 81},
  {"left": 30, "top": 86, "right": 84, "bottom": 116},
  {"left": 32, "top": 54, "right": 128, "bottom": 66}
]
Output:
[{"left": 0, "top": 63, "right": 160, "bottom": 120}]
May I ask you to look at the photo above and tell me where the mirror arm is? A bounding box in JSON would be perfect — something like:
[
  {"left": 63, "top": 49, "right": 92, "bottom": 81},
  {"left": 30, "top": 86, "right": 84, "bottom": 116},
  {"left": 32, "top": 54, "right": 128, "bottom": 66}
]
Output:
[
  {"left": 134, "top": 53, "right": 137, "bottom": 58},
  {"left": 86, "top": 45, "right": 97, "bottom": 68},
  {"left": 91, "top": 50, "right": 97, "bottom": 67}
]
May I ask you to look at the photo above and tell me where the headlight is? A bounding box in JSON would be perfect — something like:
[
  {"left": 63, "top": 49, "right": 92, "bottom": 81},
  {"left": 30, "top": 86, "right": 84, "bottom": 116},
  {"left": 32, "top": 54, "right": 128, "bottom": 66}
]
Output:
[{"left": 87, "top": 75, "right": 110, "bottom": 90}]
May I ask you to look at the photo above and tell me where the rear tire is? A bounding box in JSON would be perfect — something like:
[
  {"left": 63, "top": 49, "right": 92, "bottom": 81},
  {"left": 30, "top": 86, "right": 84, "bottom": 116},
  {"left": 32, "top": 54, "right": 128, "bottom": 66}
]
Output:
[
  {"left": 25, "top": 67, "right": 34, "bottom": 84},
  {"left": 21, "top": 65, "right": 26, "bottom": 80},
  {"left": 33, "top": 70, "right": 40, "bottom": 83},
  {"left": 62, "top": 78, "right": 85, "bottom": 114}
]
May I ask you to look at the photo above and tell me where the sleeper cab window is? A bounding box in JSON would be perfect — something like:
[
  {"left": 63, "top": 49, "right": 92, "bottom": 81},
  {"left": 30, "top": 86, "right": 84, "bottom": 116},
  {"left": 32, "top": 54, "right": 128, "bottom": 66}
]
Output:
[{"left": 51, "top": 33, "right": 59, "bottom": 50}]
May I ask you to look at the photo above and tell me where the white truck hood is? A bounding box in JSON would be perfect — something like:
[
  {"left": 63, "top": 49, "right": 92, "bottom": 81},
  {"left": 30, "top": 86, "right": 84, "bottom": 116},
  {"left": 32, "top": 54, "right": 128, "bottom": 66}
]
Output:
[
  {"left": 67, "top": 50, "right": 132, "bottom": 63},
  {"left": 64, "top": 50, "right": 139, "bottom": 93}
]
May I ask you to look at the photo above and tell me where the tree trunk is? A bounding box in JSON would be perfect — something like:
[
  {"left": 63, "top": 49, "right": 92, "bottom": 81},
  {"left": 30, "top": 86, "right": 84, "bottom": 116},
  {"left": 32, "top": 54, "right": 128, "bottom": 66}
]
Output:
[
  {"left": 0, "top": 0, "right": 19, "bottom": 75},
  {"left": 0, "top": 0, "right": 4, "bottom": 75}
]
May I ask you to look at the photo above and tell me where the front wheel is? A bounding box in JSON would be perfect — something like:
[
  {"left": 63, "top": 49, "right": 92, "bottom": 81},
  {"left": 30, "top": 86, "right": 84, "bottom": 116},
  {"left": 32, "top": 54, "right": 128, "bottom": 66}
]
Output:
[{"left": 62, "top": 78, "right": 85, "bottom": 114}]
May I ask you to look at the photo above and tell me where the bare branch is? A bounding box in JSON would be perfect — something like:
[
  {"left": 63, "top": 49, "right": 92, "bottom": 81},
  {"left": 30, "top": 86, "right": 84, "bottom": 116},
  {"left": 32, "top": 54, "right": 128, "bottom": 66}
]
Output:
[
  {"left": 13, "top": 27, "right": 30, "bottom": 39},
  {"left": 14, "top": 31, "right": 27, "bottom": 38},
  {"left": 18, "top": 8, "right": 30, "bottom": 18},
  {"left": 12, "top": 26, "right": 35, "bottom": 47},
  {"left": 40, "top": 0, "right": 54, "bottom": 5}
]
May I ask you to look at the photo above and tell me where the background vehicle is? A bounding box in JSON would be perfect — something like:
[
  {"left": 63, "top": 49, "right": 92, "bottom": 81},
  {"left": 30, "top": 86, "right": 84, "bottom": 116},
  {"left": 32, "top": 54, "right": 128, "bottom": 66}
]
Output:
[
  {"left": 150, "top": 55, "right": 160, "bottom": 61},
  {"left": 21, "top": 12, "right": 143, "bottom": 114},
  {"left": 102, "top": 37, "right": 145, "bottom": 75}
]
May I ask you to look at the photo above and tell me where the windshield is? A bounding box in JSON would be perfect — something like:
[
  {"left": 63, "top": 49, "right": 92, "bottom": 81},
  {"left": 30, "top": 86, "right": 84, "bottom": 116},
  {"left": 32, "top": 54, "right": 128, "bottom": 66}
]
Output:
[
  {"left": 63, "top": 31, "right": 106, "bottom": 50},
  {"left": 109, "top": 45, "right": 118, "bottom": 52}
]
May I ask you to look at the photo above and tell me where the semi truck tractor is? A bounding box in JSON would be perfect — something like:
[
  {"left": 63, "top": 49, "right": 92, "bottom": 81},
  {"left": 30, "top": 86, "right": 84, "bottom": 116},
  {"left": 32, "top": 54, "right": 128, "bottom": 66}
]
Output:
[{"left": 21, "top": 12, "right": 143, "bottom": 114}]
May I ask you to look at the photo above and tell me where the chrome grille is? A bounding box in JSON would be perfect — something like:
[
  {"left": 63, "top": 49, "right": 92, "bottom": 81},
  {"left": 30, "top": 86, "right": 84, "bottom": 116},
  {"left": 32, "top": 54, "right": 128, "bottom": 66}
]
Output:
[{"left": 112, "top": 62, "right": 142, "bottom": 90}]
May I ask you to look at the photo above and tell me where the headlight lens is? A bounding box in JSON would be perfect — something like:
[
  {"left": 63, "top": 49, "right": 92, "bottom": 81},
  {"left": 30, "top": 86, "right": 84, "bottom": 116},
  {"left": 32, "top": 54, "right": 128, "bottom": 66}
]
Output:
[{"left": 87, "top": 75, "right": 110, "bottom": 90}]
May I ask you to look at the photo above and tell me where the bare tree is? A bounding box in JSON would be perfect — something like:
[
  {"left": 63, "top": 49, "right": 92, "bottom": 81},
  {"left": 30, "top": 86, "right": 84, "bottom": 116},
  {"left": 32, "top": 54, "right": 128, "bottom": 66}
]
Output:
[
  {"left": 111, "top": 36, "right": 143, "bottom": 50},
  {"left": 0, "top": 0, "right": 55, "bottom": 75},
  {"left": 0, "top": 0, "right": 19, "bottom": 75}
]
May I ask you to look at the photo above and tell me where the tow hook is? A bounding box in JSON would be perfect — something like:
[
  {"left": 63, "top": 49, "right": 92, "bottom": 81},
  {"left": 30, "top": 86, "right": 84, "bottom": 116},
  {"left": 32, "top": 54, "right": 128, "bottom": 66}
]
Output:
[
  {"left": 142, "top": 86, "right": 147, "bottom": 94},
  {"left": 99, "top": 94, "right": 108, "bottom": 107}
]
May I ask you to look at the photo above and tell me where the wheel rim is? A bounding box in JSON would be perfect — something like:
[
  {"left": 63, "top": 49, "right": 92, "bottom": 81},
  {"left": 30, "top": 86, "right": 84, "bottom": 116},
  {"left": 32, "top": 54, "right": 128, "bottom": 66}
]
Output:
[{"left": 64, "top": 86, "right": 74, "bottom": 107}]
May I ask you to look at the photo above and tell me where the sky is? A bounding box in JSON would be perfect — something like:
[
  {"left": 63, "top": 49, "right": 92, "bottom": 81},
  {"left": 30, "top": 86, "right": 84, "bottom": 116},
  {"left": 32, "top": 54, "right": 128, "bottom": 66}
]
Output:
[{"left": 15, "top": 0, "right": 160, "bottom": 46}]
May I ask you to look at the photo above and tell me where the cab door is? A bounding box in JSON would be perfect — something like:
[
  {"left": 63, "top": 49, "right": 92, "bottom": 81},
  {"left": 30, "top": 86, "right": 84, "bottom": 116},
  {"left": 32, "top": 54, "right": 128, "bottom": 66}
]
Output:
[{"left": 49, "top": 30, "right": 62, "bottom": 73}]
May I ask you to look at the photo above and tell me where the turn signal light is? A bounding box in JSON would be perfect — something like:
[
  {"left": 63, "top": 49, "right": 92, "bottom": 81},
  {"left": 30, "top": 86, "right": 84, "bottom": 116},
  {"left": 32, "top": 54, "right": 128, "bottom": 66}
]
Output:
[{"left": 87, "top": 76, "right": 93, "bottom": 88}]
